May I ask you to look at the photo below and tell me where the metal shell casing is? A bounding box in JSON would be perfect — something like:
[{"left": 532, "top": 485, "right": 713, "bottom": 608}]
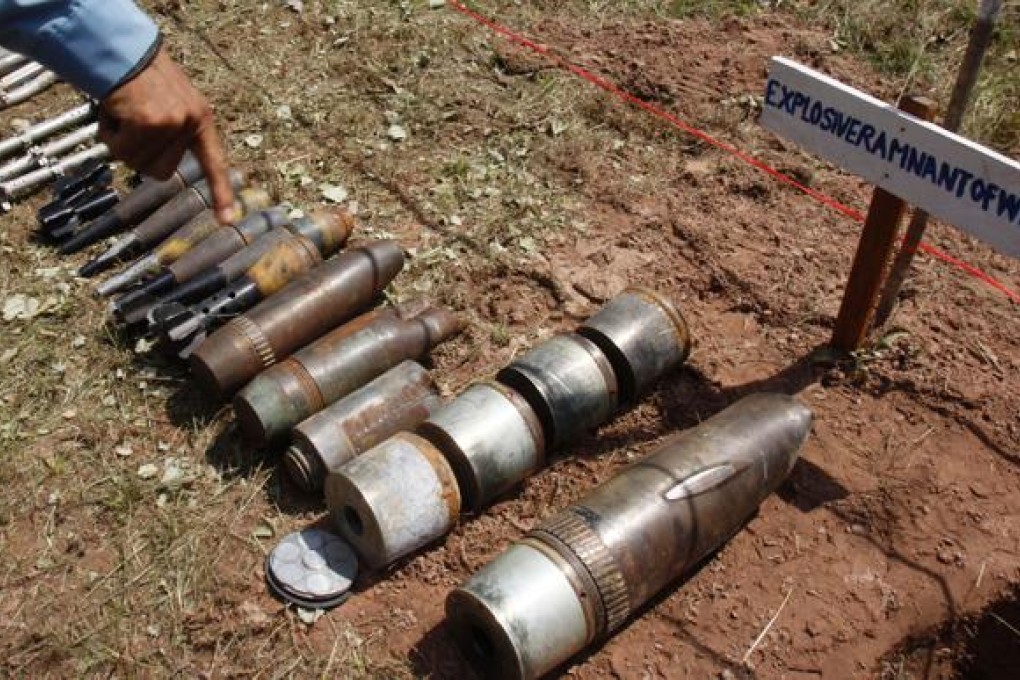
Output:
[
  {"left": 496, "top": 333, "right": 618, "bottom": 450},
  {"left": 446, "top": 393, "right": 814, "bottom": 680},
  {"left": 167, "top": 206, "right": 291, "bottom": 282},
  {"left": 189, "top": 239, "right": 405, "bottom": 398},
  {"left": 233, "top": 306, "right": 462, "bottom": 447},
  {"left": 284, "top": 360, "right": 443, "bottom": 493},
  {"left": 325, "top": 432, "right": 461, "bottom": 570},
  {"left": 417, "top": 381, "right": 545, "bottom": 511},
  {"left": 577, "top": 287, "right": 691, "bottom": 404}
]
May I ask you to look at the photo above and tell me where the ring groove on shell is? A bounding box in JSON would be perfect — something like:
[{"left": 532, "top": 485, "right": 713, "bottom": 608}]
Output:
[
  {"left": 233, "top": 315, "right": 276, "bottom": 370},
  {"left": 284, "top": 358, "right": 325, "bottom": 412},
  {"left": 529, "top": 507, "right": 631, "bottom": 635}
]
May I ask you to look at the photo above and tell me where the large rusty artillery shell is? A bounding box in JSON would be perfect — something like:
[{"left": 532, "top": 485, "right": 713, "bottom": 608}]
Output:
[
  {"left": 284, "top": 360, "right": 443, "bottom": 493},
  {"left": 234, "top": 303, "right": 463, "bottom": 447},
  {"left": 417, "top": 382, "right": 545, "bottom": 511},
  {"left": 496, "top": 333, "right": 618, "bottom": 450},
  {"left": 446, "top": 393, "right": 813, "bottom": 680},
  {"left": 325, "top": 432, "right": 461, "bottom": 570},
  {"left": 577, "top": 288, "right": 691, "bottom": 404},
  {"left": 190, "top": 239, "right": 405, "bottom": 398}
]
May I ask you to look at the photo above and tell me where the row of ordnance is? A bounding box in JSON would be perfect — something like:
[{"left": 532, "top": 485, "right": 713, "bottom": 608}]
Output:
[
  {"left": 265, "top": 286, "right": 814, "bottom": 680},
  {"left": 323, "top": 288, "right": 692, "bottom": 569},
  {"left": 19, "top": 145, "right": 465, "bottom": 455}
]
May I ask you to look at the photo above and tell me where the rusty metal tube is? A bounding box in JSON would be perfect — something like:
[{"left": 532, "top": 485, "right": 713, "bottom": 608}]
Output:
[
  {"left": 496, "top": 333, "right": 618, "bottom": 450},
  {"left": 79, "top": 171, "right": 244, "bottom": 277},
  {"left": 446, "top": 393, "right": 813, "bottom": 680},
  {"left": 60, "top": 151, "right": 204, "bottom": 255},
  {"left": 284, "top": 360, "right": 443, "bottom": 493},
  {"left": 325, "top": 432, "right": 461, "bottom": 570},
  {"left": 234, "top": 304, "right": 463, "bottom": 447},
  {"left": 96, "top": 187, "right": 273, "bottom": 297},
  {"left": 417, "top": 382, "right": 545, "bottom": 511},
  {"left": 189, "top": 239, "right": 405, "bottom": 398},
  {"left": 577, "top": 288, "right": 691, "bottom": 404}
]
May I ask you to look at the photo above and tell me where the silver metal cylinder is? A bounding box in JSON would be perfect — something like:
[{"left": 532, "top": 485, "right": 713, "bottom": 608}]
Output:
[
  {"left": 496, "top": 333, "right": 617, "bottom": 450},
  {"left": 0, "top": 61, "right": 44, "bottom": 90},
  {"left": 0, "top": 143, "right": 109, "bottom": 200},
  {"left": 447, "top": 393, "right": 813, "bottom": 680},
  {"left": 325, "top": 432, "right": 461, "bottom": 570},
  {"left": 285, "top": 361, "right": 443, "bottom": 493},
  {"left": 0, "top": 71, "right": 58, "bottom": 110},
  {"left": 0, "top": 122, "right": 99, "bottom": 181},
  {"left": 577, "top": 287, "right": 691, "bottom": 404},
  {"left": 417, "top": 382, "right": 545, "bottom": 511},
  {"left": 0, "top": 102, "right": 95, "bottom": 160}
]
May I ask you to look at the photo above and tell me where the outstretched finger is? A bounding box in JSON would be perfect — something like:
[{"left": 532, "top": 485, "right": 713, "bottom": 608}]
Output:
[{"left": 190, "top": 114, "right": 235, "bottom": 224}]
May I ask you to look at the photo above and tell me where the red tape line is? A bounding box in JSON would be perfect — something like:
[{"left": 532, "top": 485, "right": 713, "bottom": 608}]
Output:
[{"left": 448, "top": 0, "right": 1020, "bottom": 305}]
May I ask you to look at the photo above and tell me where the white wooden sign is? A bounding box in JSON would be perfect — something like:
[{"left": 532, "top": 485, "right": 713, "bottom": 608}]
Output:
[{"left": 760, "top": 56, "right": 1020, "bottom": 259}]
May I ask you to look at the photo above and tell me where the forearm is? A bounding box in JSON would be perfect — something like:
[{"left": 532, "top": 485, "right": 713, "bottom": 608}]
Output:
[{"left": 0, "top": 0, "right": 160, "bottom": 99}]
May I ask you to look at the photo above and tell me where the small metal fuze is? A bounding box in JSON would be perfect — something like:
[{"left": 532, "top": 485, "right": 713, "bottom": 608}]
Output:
[{"left": 446, "top": 393, "right": 813, "bottom": 680}]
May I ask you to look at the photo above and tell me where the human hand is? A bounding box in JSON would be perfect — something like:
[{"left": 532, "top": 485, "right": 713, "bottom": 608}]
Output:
[{"left": 98, "top": 46, "right": 235, "bottom": 223}]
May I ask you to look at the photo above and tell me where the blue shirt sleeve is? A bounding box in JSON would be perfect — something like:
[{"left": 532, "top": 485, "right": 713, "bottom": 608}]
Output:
[{"left": 0, "top": 0, "right": 161, "bottom": 100}]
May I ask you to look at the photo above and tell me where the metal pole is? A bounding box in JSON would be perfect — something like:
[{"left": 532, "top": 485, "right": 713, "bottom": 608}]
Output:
[
  {"left": 0, "top": 122, "right": 99, "bottom": 182},
  {"left": 874, "top": 0, "right": 1004, "bottom": 328},
  {"left": 0, "top": 102, "right": 96, "bottom": 160},
  {"left": 0, "top": 143, "right": 110, "bottom": 202},
  {"left": 0, "top": 71, "right": 59, "bottom": 110}
]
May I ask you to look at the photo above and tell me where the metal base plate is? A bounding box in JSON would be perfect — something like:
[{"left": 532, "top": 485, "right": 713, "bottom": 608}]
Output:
[{"left": 266, "top": 528, "right": 358, "bottom": 610}]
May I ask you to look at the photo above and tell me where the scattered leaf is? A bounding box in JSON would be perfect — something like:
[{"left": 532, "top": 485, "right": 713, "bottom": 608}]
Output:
[
  {"left": 3, "top": 294, "right": 40, "bottom": 321},
  {"left": 137, "top": 463, "right": 159, "bottom": 480},
  {"left": 319, "top": 184, "right": 348, "bottom": 203},
  {"left": 296, "top": 607, "right": 323, "bottom": 624},
  {"left": 244, "top": 134, "right": 264, "bottom": 149},
  {"left": 387, "top": 124, "right": 408, "bottom": 142}
]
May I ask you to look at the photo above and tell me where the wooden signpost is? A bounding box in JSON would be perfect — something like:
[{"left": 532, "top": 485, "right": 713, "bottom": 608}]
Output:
[{"left": 760, "top": 56, "right": 1020, "bottom": 351}]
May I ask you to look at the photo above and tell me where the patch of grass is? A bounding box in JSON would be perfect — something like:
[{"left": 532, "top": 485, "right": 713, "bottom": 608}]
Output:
[{"left": 796, "top": 0, "right": 1020, "bottom": 152}]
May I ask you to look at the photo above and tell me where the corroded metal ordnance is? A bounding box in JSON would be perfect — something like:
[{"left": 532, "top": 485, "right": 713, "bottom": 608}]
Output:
[
  {"left": 417, "top": 381, "right": 545, "bottom": 511},
  {"left": 79, "top": 171, "right": 245, "bottom": 277},
  {"left": 112, "top": 206, "right": 293, "bottom": 322},
  {"left": 234, "top": 303, "right": 463, "bottom": 447},
  {"left": 446, "top": 393, "right": 813, "bottom": 680},
  {"left": 496, "top": 333, "right": 618, "bottom": 450},
  {"left": 325, "top": 432, "right": 461, "bottom": 570},
  {"left": 577, "top": 287, "right": 691, "bottom": 404},
  {"left": 189, "top": 239, "right": 405, "bottom": 398},
  {"left": 128, "top": 209, "right": 353, "bottom": 327},
  {"left": 60, "top": 151, "right": 204, "bottom": 254},
  {"left": 284, "top": 360, "right": 443, "bottom": 493},
  {"left": 97, "top": 187, "right": 272, "bottom": 297}
]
